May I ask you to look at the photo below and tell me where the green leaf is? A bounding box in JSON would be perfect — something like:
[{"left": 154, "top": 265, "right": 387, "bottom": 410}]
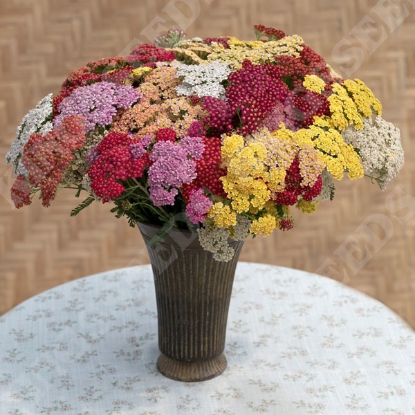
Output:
[
  {"left": 75, "top": 185, "right": 83, "bottom": 198},
  {"left": 70, "top": 197, "right": 95, "bottom": 217},
  {"left": 276, "top": 204, "right": 285, "bottom": 218},
  {"left": 329, "top": 185, "right": 335, "bottom": 201}
]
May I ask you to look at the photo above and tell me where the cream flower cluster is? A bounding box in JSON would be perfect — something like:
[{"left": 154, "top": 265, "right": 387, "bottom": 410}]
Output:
[
  {"left": 198, "top": 215, "right": 251, "bottom": 261},
  {"left": 6, "top": 94, "right": 53, "bottom": 177},
  {"left": 342, "top": 116, "right": 404, "bottom": 190}
]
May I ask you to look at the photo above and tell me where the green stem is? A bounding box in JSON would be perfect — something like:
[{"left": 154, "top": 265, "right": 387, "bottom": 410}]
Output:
[{"left": 129, "top": 178, "right": 175, "bottom": 224}]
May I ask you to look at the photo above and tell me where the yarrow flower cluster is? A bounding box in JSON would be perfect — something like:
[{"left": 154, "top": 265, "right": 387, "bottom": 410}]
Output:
[
  {"left": 6, "top": 25, "right": 404, "bottom": 261},
  {"left": 176, "top": 61, "right": 231, "bottom": 99}
]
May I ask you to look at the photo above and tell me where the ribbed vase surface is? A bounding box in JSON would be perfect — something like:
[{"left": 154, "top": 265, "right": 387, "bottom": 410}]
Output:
[{"left": 138, "top": 222, "right": 244, "bottom": 382}]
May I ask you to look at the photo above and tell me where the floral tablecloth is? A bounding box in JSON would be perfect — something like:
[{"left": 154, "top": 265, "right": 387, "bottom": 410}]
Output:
[{"left": 0, "top": 263, "right": 414, "bottom": 414}]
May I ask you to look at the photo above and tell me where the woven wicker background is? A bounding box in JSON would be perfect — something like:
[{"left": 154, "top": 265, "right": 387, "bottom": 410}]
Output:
[{"left": 1, "top": 0, "right": 414, "bottom": 326}]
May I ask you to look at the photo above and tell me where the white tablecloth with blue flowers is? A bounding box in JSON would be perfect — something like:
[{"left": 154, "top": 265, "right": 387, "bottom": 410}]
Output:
[{"left": 1, "top": 263, "right": 414, "bottom": 415}]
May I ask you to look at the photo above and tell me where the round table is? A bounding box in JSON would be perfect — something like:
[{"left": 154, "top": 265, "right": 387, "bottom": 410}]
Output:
[{"left": 0, "top": 263, "right": 414, "bottom": 414}]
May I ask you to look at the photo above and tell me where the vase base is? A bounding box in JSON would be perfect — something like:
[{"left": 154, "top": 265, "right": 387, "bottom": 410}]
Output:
[{"left": 157, "top": 353, "right": 227, "bottom": 382}]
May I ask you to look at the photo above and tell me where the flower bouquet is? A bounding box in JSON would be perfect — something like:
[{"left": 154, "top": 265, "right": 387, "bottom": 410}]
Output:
[
  {"left": 6, "top": 25, "right": 404, "bottom": 261},
  {"left": 5, "top": 25, "right": 405, "bottom": 381}
]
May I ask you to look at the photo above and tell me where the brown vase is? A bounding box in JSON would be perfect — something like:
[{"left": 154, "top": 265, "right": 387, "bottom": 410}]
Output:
[{"left": 137, "top": 222, "right": 244, "bottom": 382}]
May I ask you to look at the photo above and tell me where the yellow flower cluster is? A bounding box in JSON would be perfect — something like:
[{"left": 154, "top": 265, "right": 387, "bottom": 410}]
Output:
[
  {"left": 325, "top": 80, "right": 382, "bottom": 131},
  {"left": 303, "top": 75, "right": 326, "bottom": 94},
  {"left": 131, "top": 67, "right": 153, "bottom": 79},
  {"left": 296, "top": 199, "right": 319, "bottom": 214},
  {"left": 327, "top": 83, "right": 363, "bottom": 130},
  {"left": 221, "top": 138, "right": 271, "bottom": 214},
  {"left": 207, "top": 35, "right": 304, "bottom": 69},
  {"left": 264, "top": 127, "right": 325, "bottom": 186},
  {"left": 250, "top": 214, "right": 278, "bottom": 236},
  {"left": 270, "top": 123, "right": 363, "bottom": 181},
  {"left": 171, "top": 40, "right": 213, "bottom": 64},
  {"left": 307, "top": 121, "right": 363, "bottom": 180},
  {"left": 207, "top": 202, "right": 237, "bottom": 228},
  {"left": 343, "top": 79, "right": 382, "bottom": 116}
]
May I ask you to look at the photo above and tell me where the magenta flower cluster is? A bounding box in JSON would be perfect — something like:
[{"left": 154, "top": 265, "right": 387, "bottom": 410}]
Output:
[
  {"left": 54, "top": 82, "right": 141, "bottom": 132},
  {"left": 148, "top": 137, "right": 205, "bottom": 206},
  {"left": 185, "top": 188, "right": 212, "bottom": 224}
]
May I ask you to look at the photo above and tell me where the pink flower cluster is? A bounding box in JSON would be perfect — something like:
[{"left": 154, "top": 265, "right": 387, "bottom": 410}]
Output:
[
  {"left": 148, "top": 136, "right": 205, "bottom": 206},
  {"left": 54, "top": 82, "right": 141, "bottom": 132}
]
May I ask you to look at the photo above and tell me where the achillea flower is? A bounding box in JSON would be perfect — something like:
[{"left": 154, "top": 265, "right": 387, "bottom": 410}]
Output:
[
  {"left": 54, "top": 82, "right": 141, "bottom": 132},
  {"left": 6, "top": 94, "right": 54, "bottom": 177},
  {"left": 10, "top": 175, "right": 32, "bottom": 208},
  {"left": 175, "top": 61, "right": 231, "bottom": 99},
  {"left": 284, "top": 89, "right": 330, "bottom": 129},
  {"left": 187, "top": 121, "right": 206, "bottom": 137},
  {"left": 185, "top": 188, "right": 212, "bottom": 224},
  {"left": 203, "top": 37, "right": 231, "bottom": 49},
  {"left": 19, "top": 115, "right": 86, "bottom": 207},
  {"left": 226, "top": 61, "right": 290, "bottom": 135},
  {"left": 208, "top": 202, "right": 237, "bottom": 228},
  {"left": 273, "top": 158, "right": 323, "bottom": 206},
  {"left": 303, "top": 75, "right": 326, "bottom": 94},
  {"left": 148, "top": 140, "right": 200, "bottom": 206},
  {"left": 207, "top": 35, "right": 304, "bottom": 69},
  {"left": 250, "top": 214, "right": 278, "bottom": 236},
  {"left": 270, "top": 106, "right": 298, "bottom": 133},
  {"left": 87, "top": 132, "right": 148, "bottom": 202},
  {"left": 101, "top": 66, "right": 133, "bottom": 84},
  {"left": 180, "top": 136, "right": 205, "bottom": 159},
  {"left": 129, "top": 43, "right": 175, "bottom": 64},
  {"left": 342, "top": 116, "right": 403, "bottom": 190},
  {"left": 201, "top": 97, "right": 234, "bottom": 134},
  {"left": 296, "top": 199, "right": 319, "bottom": 214},
  {"left": 197, "top": 225, "right": 235, "bottom": 261},
  {"left": 155, "top": 128, "right": 176, "bottom": 143},
  {"left": 181, "top": 137, "right": 227, "bottom": 202},
  {"left": 254, "top": 25, "right": 286, "bottom": 40}
]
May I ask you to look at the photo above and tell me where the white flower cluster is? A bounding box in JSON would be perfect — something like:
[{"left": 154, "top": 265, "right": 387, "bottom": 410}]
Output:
[
  {"left": 233, "top": 215, "right": 251, "bottom": 241},
  {"left": 175, "top": 61, "right": 231, "bottom": 99},
  {"left": 314, "top": 169, "right": 335, "bottom": 201},
  {"left": 197, "top": 215, "right": 251, "bottom": 261},
  {"left": 198, "top": 226, "right": 234, "bottom": 261},
  {"left": 342, "top": 116, "right": 404, "bottom": 190},
  {"left": 5, "top": 93, "right": 54, "bottom": 177}
]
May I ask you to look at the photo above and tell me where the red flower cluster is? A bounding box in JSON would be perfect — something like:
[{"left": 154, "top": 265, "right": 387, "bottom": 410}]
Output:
[
  {"left": 129, "top": 44, "right": 175, "bottom": 66},
  {"left": 203, "top": 37, "right": 230, "bottom": 48},
  {"left": 155, "top": 128, "right": 176, "bottom": 142},
  {"left": 181, "top": 137, "right": 226, "bottom": 203},
  {"left": 88, "top": 132, "right": 149, "bottom": 202},
  {"left": 187, "top": 121, "right": 205, "bottom": 137},
  {"left": 285, "top": 90, "right": 330, "bottom": 129},
  {"left": 101, "top": 66, "right": 133, "bottom": 84},
  {"left": 10, "top": 175, "right": 32, "bottom": 208},
  {"left": 254, "top": 25, "right": 286, "bottom": 40},
  {"left": 14, "top": 116, "right": 86, "bottom": 207},
  {"left": 273, "top": 158, "right": 322, "bottom": 206},
  {"left": 227, "top": 61, "right": 289, "bottom": 135},
  {"left": 201, "top": 97, "right": 234, "bottom": 135},
  {"left": 54, "top": 73, "right": 102, "bottom": 116},
  {"left": 279, "top": 218, "right": 294, "bottom": 231}
]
